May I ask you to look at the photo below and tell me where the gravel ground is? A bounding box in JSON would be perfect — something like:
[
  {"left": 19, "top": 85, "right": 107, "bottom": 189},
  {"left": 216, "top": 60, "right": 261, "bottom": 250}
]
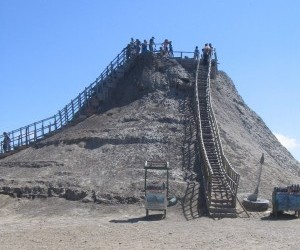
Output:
[{"left": 1, "top": 195, "right": 300, "bottom": 250}]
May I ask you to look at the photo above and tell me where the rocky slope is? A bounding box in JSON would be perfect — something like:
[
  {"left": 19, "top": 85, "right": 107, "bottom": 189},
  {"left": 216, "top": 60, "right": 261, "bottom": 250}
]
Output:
[
  {"left": 0, "top": 53, "right": 299, "bottom": 203},
  {"left": 211, "top": 71, "right": 300, "bottom": 197}
]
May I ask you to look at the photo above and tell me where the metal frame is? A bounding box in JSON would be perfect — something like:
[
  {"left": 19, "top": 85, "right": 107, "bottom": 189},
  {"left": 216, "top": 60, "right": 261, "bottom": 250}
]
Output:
[{"left": 144, "top": 160, "right": 171, "bottom": 217}]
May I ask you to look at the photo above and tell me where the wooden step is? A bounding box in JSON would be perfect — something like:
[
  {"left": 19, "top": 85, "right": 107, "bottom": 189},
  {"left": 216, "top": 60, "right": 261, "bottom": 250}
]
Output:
[
  {"left": 209, "top": 207, "right": 236, "bottom": 214},
  {"left": 210, "top": 199, "right": 233, "bottom": 204},
  {"left": 209, "top": 212, "right": 237, "bottom": 218}
]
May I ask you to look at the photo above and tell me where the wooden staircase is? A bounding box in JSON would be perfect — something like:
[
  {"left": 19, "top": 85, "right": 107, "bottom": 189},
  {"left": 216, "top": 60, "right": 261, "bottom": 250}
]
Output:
[
  {"left": 0, "top": 47, "right": 134, "bottom": 156},
  {"left": 194, "top": 60, "right": 239, "bottom": 218}
]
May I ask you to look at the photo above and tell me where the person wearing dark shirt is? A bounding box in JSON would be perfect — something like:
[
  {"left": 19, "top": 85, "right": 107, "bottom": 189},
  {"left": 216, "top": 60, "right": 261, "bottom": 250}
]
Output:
[
  {"left": 194, "top": 46, "right": 200, "bottom": 60},
  {"left": 168, "top": 41, "right": 173, "bottom": 57},
  {"left": 149, "top": 36, "right": 156, "bottom": 52},
  {"left": 2, "top": 132, "right": 11, "bottom": 152}
]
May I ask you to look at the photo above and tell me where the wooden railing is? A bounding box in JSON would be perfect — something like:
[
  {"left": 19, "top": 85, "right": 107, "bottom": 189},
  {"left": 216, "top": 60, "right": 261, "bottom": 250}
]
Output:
[
  {"left": 205, "top": 60, "right": 240, "bottom": 205},
  {"left": 194, "top": 50, "right": 240, "bottom": 208},
  {"left": 0, "top": 46, "right": 131, "bottom": 154},
  {"left": 194, "top": 56, "right": 214, "bottom": 211},
  {"left": 0, "top": 47, "right": 195, "bottom": 155},
  {"left": 172, "top": 51, "right": 194, "bottom": 59}
]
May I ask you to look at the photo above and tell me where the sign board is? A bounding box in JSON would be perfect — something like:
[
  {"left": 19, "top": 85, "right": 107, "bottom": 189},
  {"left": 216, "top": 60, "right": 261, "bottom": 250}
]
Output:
[{"left": 145, "top": 183, "right": 167, "bottom": 210}]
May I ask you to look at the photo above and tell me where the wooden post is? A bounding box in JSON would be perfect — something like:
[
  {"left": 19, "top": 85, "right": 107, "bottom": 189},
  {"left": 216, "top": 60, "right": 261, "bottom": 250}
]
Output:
[
  {"left": 25, "top": 126, "right": 29, "bottom": 145},
  {"left": 71, "top": 100, "right": 75, "bottom": 118},
  {"left": 106, "top": 66, "right": 109, "bottom": 77},
  {"left": 20, "top": 129, "right": 23, "bottom": 145},
  {"left": 78, "top": 94, "right": 82, "bottom": 109},
  {"left": 42, "top": 120, "right": 44, "bottom": 136},
  {"left": 11, "top": 131, "right": 15, "bottom": 149},
  {"left": 84, "top": 88, "right": 88, "bottom": 105},
  {"left": 110, "top": 63, "right": 113, "bottom": 75},
  {"left": 34, "top": 123, "right": 37, "bottom": 142},
  {"left": 59, "top": 111, "right": 63, "bottom": 128},
  {"left": 64, "top": 105, "right": 68, "bottom": 123},
  {"left": 54, "top": 116, "right": 57, "bottom": 131}
]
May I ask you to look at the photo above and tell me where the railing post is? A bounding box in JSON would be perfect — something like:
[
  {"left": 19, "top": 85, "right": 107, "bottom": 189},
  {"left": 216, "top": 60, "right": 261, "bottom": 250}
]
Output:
[
  {"left": 42, "top": 120, "right": 44, "bottom": 136},
  {"left": 64, "top": 105, "right": 68, "bottom": 122},
  {"left": 0, "top": 46, "right": 142, "bottom": 156},
  {"left": 59, "top": 111, "right": 63, "bottom": 128},
  {"left": 84, "top": 88, "right": 88, "bottom": 105},
  {"left": 19, "top": 129, "right": 23, "bottom": 145},
  {"left": 53, "top": 116, "right": 57, "bottom": 131},
  {"left": 11, "top": 131, "right": 15, "bottom": 150},
  {"left": 110, "top": 63, "right": 113, "bottom": 75},
  {"left": 34, "top": 123, "right": 37, "bottom": 142},
  {"left": 25, "top": 126, "right": 29, "bottom": 145},
  {"left": 78, "top": 94, "right": 82, "bottom": 109},
  {"left": 71, "top": 100, "right": 75, "bottom": 118}
]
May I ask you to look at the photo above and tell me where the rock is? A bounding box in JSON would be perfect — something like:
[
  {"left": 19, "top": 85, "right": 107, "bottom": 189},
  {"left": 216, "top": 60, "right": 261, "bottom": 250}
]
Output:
[
  {"left": 82, "top": 191, "right": 95, "bottom": 203},
  {"left": 63, "top": 189, "right": 87, "bottom": 201}
]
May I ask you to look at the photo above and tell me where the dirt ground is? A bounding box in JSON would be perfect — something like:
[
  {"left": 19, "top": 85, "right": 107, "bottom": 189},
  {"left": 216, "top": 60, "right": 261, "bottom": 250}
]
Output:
[{"left": 1, "top": 195, "right": 300, "bottom": 250}]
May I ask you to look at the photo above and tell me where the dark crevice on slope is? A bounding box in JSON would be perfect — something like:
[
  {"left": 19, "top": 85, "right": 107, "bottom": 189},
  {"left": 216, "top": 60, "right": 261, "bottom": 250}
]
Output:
[{"left": 34, "top": 137, "right": 169, "bottom": 150}]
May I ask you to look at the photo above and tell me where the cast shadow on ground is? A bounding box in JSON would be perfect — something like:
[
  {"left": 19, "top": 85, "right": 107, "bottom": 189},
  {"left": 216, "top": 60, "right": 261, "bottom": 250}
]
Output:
[
  {"left": 261, "top": 212, "right": 299, "bottom": 221},
  {"left": 109, "top": 214, "right": 165, "bottom": 224}
]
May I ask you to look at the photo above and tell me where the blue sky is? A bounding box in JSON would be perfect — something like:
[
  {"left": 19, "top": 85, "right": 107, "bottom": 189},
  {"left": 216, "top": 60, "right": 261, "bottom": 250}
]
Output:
[{"left": 1, "top": 0, "right": 299, "bottom": 161}]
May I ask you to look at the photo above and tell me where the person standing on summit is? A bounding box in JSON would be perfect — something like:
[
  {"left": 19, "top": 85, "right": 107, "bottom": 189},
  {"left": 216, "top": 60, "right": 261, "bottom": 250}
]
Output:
[
  {"left": 194, "top": 46, "right": 200, "bottom": 60},
  {"left": 2, "top": 132, "right": 11, "bottom": 152},
  {"left": 149, "top": 36, "right": 156, "bottom": 52},
  {"left": 141, "top": 40, "right": 148, "bottom": 53},
  {"left": 202, "top": 43, "right": 210, "bottom": 65},
  {"left": 162, "top": 39, "right": 169, "bottom": 54},
  {"left": 168, "top": 41, "right": 173, "bottom": 57}
]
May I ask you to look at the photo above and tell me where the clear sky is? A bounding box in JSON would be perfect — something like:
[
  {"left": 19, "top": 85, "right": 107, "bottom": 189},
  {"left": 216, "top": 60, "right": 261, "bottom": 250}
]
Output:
[{"left": 1, "top": 0, "right": 299, "bottom": 161}]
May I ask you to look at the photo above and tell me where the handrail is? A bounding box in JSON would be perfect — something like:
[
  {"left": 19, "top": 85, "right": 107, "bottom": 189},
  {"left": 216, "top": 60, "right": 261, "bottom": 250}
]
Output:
[
  {"left": 0, "top": 46, "right": 130, "bottom": 154},
  {"left": 205, "top": 57, "right": 240, "bottom": 200},
  {"left": 203, "top": 50, "right": 240, "bottom": 207},
  {"left": 194, "top": 55, "right": 213, "bottom": 211},
  {"left": 0, "top": 47, "right": 195, "bottom": 155},
  {"left": 172, "top": 51, "right": 194, "bottom": 59},
  {"left": 193, "top": 48, "right": 240, "bottom": 213}
]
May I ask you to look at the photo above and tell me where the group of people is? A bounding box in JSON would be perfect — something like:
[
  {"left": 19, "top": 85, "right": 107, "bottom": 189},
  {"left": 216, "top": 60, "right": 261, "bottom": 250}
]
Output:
[
  {"left": 127, "top": 37, "right": 214, "bottom": 64},
  {"left": 2, "top": 132, "right": 11, "bottom": 152},
  {"left": 126, "top": 38, "right": 212, "bottom": 63},
  {"left": 159, "top": 39, "right": 173, "bottom": 57},
  {"left": 194, "top": 43, "right": 214, "bottom": 65},
  {"left": 126, "top": 37, "right": 174, "bottom": 59},
  {"left": 1, "top": 41, "right": 214, "bottom": 155}
]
